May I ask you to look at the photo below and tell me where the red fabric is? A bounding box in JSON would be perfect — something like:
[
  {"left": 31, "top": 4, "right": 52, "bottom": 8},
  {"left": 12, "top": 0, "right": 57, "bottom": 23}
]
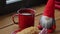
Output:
[
  {"left": 55, "top": 4, "right": 60, "bottom": 10},
  {"left": 55, "top": 1, "right": 60, "bottom": 4},
  {"left": 47, "top": 29, "right": 53, "bottom": 33},
  {"left": 43, "top": 0, "right": 55, "bottom": 18},
  {"left": 55, "top": 0, "right": 60, "bottom": 10}
]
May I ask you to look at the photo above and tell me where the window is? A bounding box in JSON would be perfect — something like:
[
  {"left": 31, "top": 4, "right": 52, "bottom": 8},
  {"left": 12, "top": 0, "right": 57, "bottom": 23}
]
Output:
[{"left": 6, "top": 0, "right": 22, "bottom": 4}]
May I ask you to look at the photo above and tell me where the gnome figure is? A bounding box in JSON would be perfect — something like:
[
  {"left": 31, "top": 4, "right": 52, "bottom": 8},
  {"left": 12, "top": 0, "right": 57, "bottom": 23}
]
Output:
[{"left": 38, "top": 0, "right": 56, "bottom": 33}]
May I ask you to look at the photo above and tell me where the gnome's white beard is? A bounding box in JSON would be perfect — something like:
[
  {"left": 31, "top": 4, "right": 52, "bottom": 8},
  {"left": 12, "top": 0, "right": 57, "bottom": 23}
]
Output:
[{"left": 40, "top": 15, "right": 53, "bottom": 28}]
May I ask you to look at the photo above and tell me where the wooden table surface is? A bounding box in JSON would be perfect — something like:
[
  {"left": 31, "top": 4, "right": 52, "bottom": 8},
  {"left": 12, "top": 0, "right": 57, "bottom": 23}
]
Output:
[{"left": 0, "top": 5, "right": 60, "bottom": 34}]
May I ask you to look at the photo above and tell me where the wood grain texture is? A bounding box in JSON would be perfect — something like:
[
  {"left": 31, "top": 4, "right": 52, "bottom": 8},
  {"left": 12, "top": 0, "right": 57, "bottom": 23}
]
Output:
[{"left": 0, "top": 5, "right": 60, "bottom": 34}]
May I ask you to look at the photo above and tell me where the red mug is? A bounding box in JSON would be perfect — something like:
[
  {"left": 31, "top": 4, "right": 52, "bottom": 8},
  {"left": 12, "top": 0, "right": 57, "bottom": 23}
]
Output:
[{"left": 12, "top": 8, "right": 35, "bottom": 31}]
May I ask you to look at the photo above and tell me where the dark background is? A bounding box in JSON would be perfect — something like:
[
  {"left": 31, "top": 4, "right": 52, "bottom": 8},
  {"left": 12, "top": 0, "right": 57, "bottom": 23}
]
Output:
[{"left": 0, "top": 0, "right": 47, "bottom": 15}]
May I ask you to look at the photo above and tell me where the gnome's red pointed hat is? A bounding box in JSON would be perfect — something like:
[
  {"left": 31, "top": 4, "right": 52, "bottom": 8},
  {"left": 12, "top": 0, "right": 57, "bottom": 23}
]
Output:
[{"left": 43, "top": 0, "right": 55, "bottom": 18}]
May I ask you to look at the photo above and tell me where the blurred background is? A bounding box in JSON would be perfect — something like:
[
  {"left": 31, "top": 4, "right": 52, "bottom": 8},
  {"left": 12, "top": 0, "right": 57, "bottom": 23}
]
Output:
[{"left": 0, "top": 0, "right": 47, "bottom": 15}]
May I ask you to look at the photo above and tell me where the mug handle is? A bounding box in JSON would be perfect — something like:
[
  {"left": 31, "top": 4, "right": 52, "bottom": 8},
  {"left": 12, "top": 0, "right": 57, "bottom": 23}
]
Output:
[{"left": 12, "top": 14, "right": 19, "bottom": 24}]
